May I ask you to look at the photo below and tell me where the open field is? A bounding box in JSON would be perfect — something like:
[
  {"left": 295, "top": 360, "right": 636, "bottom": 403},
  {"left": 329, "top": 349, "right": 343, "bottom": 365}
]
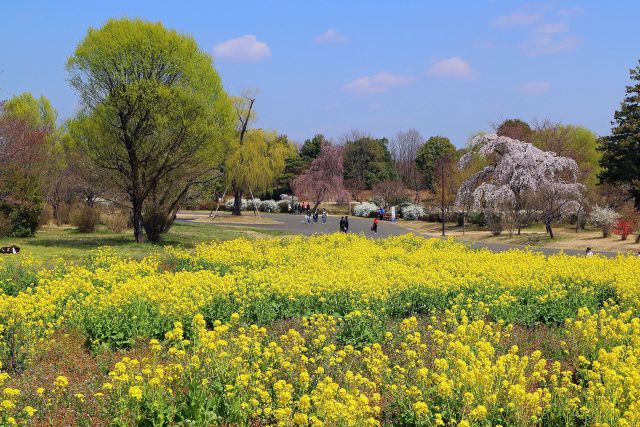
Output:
[
  {"left": 397, "top": 221, "right": 640, "bottom": 254},
  {"left": 0, "top": 234, "right": 639, "bottom": 426}
]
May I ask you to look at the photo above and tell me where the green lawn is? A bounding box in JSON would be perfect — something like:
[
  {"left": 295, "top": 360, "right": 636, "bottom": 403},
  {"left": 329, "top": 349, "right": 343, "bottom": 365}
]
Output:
[{"left": 0, "top": 222, "right": 287, "bottom": 264}]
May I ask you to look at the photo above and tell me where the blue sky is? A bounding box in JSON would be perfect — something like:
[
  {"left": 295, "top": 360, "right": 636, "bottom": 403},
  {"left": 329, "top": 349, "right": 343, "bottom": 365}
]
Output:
[{"left": 2, "top": 1, "right": 639, "bottom": 147}]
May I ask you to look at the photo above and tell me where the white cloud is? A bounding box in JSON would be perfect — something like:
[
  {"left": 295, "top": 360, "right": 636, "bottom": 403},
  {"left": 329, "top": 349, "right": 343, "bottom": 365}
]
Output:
[
  {"left": 427, "top": 57, "right": 473, "bottom": 79},
  {"left": 213, "top": 35, "right": 271, "bottom": 61},
  {"left": 344, "top": 72, "right": 414, "bottom": 93},
  {"left": 557, "top": 6, "right": 583, "bottom": 17},
  {"left": 537, "top": 22, "right": 568, "bottom": 35},
  {"left": 491, "top": 11, "right": 543, "bottom": 27},
  {"left": 314, "top": 28, "right": 348, "bottom": 44},
  {"left": 516, "top": 81, "right": 551, "bottom": 94},
  {"left": 523, "top": 33, "right": 580, "bottom": 55}
]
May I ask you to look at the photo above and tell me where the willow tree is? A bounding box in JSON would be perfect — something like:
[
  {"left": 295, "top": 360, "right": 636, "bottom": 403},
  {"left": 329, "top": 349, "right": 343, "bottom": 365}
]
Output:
[
  {"left": 67, "top": 18, "right": 234, "bottom": 242},
  {"left": 224, "top": 95, "right": 294, "bottom": 215},
  {"left": 225, "top": 128, "right": 294, "bottom": 215}
]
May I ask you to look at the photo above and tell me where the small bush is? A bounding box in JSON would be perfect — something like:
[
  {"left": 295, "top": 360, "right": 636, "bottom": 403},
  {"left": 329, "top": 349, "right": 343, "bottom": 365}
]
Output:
[
  {"left": 0, "top": 213, "right": 12, "bottom": 236},
  {"left": 400, "top": 203, "right": 425, "bottom": 220},
  {"left": 353, "top": 202, "right": 379, "bottom": 217},
  {"left": 1, "top": 202, "right": 42, "bottom": 237},
  {"left": 104, "top": 210, "right": 129, "bottom": 233},
  {"left": 277, "top": 200, "right": 290, "bottom": 213},
  {"left": 260, "top": 200, "right": 278, "bottom": 213},
  {"left": 613, "top": 219, "right": 633, "bottom": 240},
  {"left": 72, "top": 205, "right": 101, "bottom": 233},
  {"left": 486, "top": 212, "right": 503, "bottom": 236},
  {"left": 467, "top": 211, "right": 487, "bottom": 227}
]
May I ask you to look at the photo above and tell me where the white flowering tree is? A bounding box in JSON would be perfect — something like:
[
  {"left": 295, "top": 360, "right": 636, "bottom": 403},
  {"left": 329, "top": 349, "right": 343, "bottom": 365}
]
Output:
[{"left": 455, "top": 133, "right": 584, "bottom": 238}]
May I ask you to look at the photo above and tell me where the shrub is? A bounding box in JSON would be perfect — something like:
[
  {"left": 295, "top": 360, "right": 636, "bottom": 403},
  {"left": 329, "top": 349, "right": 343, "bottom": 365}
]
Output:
[
  {"left": 613, "top": 219, "right": 633, "bottom": 240},
  {"left": 260, "top": 200, "right": 278, "bottom": 213},
  {"left": 72, "top": 205, "right": 101, "bottom": 233},
  {"left": 0, "top": 213, "right": 12, "bottom": 236},
  {"left": 353, "top": 202, "right": 379, "bottom": 217},
  {"left": 277, "top": 200, "right": 290, "bottom": 213},
  {"left": 224, "top": 198, "right": 247, "bottom": 211},
  {"left": 104, "top": 210, "right": 129, "bottom": 233},
  {"left": 486, "top": 212, "right": 503, "bottom": 236},
  {"left": 467, "top": 211, "right": 487, "bottom": 227},
  {"left": 589, "top": 205, "right": 619, "bottom": 237},
  {"left": 0, "top": 202, "right": 42, "bottom": 237},
  {"left": 400, "top": 203, "right": 425, "bottom": 220},
  {"left": 246, "top": 198, "right": 261, "bottom": 211}
]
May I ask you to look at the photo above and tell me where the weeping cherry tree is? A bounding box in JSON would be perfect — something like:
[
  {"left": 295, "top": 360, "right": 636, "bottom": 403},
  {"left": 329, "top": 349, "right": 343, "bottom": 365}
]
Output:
[{"left": 455, "top": 133, "right": 584, "bottom": 238}]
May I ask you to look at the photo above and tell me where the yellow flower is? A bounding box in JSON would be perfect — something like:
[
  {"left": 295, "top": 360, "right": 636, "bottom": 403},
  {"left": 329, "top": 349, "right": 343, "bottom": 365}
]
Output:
[{"left": 128, "top": 385, "right": 143, "bottom": 401}]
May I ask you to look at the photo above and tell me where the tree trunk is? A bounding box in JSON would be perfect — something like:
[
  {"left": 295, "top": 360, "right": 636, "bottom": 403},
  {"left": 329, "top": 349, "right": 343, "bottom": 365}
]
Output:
[
  {"left": 545, "top": 220, "right": 554, "bottom": 239},
  {"left": 462, "top": 212, "right": 466, "bottom": 236},
  {"left": 232, "top": 188, "right": 243, "bottom": 216},
  {"left": 132, "top": 198, "right": 144, "bottom": 244},
  {"left": 312, "top": 201, "right": 321, "bottom": 213}
]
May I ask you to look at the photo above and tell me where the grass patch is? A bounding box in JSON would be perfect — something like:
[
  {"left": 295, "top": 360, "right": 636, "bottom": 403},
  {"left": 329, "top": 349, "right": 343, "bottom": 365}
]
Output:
[{"left": 0, "top": 222, "right": 288, "bottom": 263}]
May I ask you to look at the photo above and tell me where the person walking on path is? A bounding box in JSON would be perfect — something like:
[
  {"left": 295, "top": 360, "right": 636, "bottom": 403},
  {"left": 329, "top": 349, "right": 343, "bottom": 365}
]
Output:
[
  {"left": 379, "top": 206, "right": 385, "bottom": 220},
  {"left": 371, "top": 217, "right": 379, "bottom": 234},
  {"left": 339, "top": 216, "right": 345, "bottom": 232},
  {"left": 321, "top": 208, "right": 327, "bottom": 225},
  {"left": 306, "top": 203, "right": 311, "bottom": 217},
  {"left": 586, "top": 247, "right": 594, "bottom": 256},
  {"left": 344, "top": 216, "right": 349, "bottom": 233},
  {"left": 313, "top": 210, "right": 318, "bottom": 224}
]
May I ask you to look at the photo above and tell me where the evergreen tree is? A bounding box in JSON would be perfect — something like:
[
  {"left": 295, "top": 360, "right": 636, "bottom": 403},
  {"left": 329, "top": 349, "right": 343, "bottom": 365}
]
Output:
[{"left": 598, "top": 60, "right": 640, "bottom": 208}]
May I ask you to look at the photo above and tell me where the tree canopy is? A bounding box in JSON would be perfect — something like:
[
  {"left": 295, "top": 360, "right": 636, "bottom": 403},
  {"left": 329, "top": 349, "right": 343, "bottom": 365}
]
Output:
[
  {"left": 415, "top": 136, "right": 457, "bottom": 190},
  {"left": 496, "top": 118, "right": 532, "bottom": 142},
  {"left": 67, "top": 18, "right": 235, "bottom": 242},
  {"left": 342, "top": 136, "right": 394, "bottom": 188},
  {"left": 598, "top": 60, "right": 640, "bottom": 208}
]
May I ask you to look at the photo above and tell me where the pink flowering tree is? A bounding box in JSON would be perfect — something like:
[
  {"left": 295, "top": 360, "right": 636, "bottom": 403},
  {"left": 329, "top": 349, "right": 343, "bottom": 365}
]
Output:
[
  {"left": 292, "top": 144, "right": 350, "bottom": 212},
  {"left": 455, "top": 133, "right": 584, "bottom": 238}
]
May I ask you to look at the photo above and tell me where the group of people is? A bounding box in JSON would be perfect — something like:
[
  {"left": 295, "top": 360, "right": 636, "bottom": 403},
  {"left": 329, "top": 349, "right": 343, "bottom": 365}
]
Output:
[{"left": 292, "top": 202, "right": 310, "bottom": 216}]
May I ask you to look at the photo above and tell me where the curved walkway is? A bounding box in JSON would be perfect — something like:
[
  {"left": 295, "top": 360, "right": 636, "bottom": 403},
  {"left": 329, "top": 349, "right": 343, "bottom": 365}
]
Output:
[{"left": 179, "top": 213, "right": 620, "bottom": 257}]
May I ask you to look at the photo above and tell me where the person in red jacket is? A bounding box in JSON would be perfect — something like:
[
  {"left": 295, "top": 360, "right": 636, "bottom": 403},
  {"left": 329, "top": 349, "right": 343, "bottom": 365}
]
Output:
[{"left": 371, "top": 217, "right": 379, "bottom": 234}]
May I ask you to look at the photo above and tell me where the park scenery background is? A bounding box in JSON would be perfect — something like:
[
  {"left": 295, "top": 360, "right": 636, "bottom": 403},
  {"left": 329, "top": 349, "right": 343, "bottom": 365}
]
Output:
[{"left": 1, "top": 1, "right": 640, "bottom": 426}]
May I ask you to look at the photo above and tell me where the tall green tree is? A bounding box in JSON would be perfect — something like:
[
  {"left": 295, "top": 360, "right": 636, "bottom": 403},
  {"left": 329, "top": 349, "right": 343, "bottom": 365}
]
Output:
[
  {"left": 67, "top": 18, "right": 235, "bottom": 242},
  {"left": 342, "top": 136, "right": 394, "bottom": 189},
  {"left": 598, "top": 60, "right": 640, "bottom": 208},
  {"left": 415, "top": 136, "right": 456, "bottom": 190},
  {"left": 300, "top": 134, "right": 329, "bottom": 163}
]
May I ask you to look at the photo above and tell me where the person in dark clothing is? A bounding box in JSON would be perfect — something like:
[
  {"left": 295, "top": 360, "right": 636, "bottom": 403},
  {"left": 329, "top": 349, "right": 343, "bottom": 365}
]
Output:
[
  {"left": 339, "top": 216, "right": 345, "bottom": 232},
  {"left": 379, "top": 206, "right": 384, "bottom": 220},
  {"left": 313, "top": 210, "right": 318, "bottom": 224},
  {"left": 344, "top": 216, "right": 349, "bottom": 233},
  {"left": 306, "top": 204, "right": 311, "bottom": 217}
]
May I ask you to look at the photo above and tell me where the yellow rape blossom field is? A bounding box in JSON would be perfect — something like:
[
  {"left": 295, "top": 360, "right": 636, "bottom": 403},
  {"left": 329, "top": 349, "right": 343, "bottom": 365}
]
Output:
[{"left": 0, "top": 233, "right": 639, "bottom": 426}]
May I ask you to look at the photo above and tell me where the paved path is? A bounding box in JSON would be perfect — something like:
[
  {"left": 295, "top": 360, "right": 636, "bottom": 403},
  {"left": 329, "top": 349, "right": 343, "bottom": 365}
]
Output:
[{"left": 180, "top": 213, "right": 620, "bottom": 257}]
